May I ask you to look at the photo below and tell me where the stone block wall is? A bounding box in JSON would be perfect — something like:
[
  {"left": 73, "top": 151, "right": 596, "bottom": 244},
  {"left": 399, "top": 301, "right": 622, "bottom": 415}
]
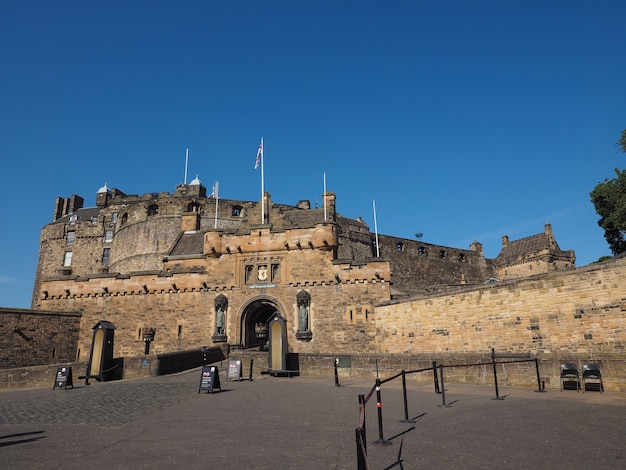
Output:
[
  {"left": 36, "top": 264, "right": 390, "bottom": 360},
  {"left": 0, "top": 362, "right": 84, "bottom": 389},
  {"left": 375, "top": 258, "right": 626, "bottom": 357},
  {"left": 230, "top": 350, "right": 626, "bottom": 391},
  {"left": 0, "top": 308, "right": 81, "bottom": 369}
]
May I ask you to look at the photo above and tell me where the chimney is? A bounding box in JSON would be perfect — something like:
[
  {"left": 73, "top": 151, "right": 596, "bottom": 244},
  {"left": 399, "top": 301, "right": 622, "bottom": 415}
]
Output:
[
  {"left": 68, "top": 194, "right": 84, "bottom": 214},
  {"left": 544, "top": 223, "right": 553, "bottom": 237},
  {"left": 53, "top": 197, "right": 69, "bottom": 221},
  {"left": 323, "top": 191, "right": 336, "bottom": 219}
]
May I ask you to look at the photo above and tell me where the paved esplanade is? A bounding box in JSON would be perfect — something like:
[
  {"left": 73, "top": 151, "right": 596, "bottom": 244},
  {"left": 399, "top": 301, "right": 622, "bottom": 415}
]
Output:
[{"left": 0, "top": 367, "right": 624, "bottom": 469}]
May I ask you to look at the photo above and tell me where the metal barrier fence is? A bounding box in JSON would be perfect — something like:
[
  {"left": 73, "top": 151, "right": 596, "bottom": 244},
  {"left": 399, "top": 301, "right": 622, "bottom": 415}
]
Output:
[{"left": 355, "top": 348, "right": 545, "bottom": 469}]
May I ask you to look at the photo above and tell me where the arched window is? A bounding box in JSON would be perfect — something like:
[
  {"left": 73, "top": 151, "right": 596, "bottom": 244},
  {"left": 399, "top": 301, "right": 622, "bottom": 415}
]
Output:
[
  {"left": 147, "top": 204, "right": 159, "bottom": 216},
  {"left": 187, "top": 202, "right": 200, "bottom": 213},
  {"left": 121, "top": 213, "right": 128, "bottom": 225},
  {"left": 232, "top": 205, "right": 242, "bottom": 217}
]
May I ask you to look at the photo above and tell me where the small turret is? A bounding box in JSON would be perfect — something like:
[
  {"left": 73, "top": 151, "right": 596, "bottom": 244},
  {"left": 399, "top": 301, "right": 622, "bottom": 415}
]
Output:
[{"left": 96, "top": 182, "right": 111, "bottom": 208}]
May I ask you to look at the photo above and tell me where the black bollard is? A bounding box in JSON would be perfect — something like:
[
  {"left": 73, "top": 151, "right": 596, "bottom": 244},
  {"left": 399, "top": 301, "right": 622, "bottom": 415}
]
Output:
[
  {"left": 334, "top": 358, "right": 340, "bottom": 387},
  {"left": 437, "top": 365, "right": 451, "bottom": 408},
  {"left": 534, "top": 358, "right": 545, "bottom": 392},
  {"left": 491, "top": 348, "right": 504, "bottom": 400},
  {"left": 249, "top": 358, "right": 254, "bottom": 381},
  {"left": 356, "top": 427, "right": 367, "bottom": 470},
  {"left": 432, "top": 360, "right": 441, "bottom": 393},
  {"left": 400, "top": 370, "right": 416, "bottom": 423},
  {"left": 372, "top": 378, "right": 392, "bottom": 446},
  {"left": 358, "top": 394, "right": 367, "bottom": 446}
]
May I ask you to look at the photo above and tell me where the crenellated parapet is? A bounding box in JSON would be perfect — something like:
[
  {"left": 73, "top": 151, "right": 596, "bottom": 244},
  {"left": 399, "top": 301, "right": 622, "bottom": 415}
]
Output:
[{"left": 203, "top": 224, "right": 338, "bottom": 257}]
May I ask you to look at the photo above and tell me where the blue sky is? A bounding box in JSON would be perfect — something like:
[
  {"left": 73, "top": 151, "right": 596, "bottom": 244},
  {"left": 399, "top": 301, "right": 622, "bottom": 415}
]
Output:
[{"left": 1, "top": 1, "right": 624, "bottom": 308}]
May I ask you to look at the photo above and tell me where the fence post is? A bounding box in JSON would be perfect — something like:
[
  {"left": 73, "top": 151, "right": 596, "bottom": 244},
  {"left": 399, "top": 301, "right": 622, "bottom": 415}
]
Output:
[
  {"left": 491, "top": 348, "right": 504, "bottom": 400},
  {"left": 534, "top": 358, "right": 545, "bottom": 392},
  {"left": 373, "top": 378, "right": 392, "bottom": 446},
  {"left": 437, "top": 365, "right": 451, "bottom": 408},
  {"left": 358, "top": 394, "right": 367, "bottom": 444},
  {"left": 400, "top": 370, "right": 416, "bottom": 423},
  {"left": 432, "top": 360, "right": 440, "bottom": 393},
  {"left": 355, "top": 427, "right": 367, "bottom": 470}
]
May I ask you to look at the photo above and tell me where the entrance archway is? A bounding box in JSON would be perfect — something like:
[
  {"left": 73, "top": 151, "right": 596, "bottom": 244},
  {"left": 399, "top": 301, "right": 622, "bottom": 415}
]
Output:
[{"left": 240, "top": 298, "right": 280, "bottom": 349}]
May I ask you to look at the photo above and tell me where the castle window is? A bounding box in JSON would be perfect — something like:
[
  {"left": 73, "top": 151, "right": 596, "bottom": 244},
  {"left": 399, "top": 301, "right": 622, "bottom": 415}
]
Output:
[
  {"left": 418, "top": 246, "right": 426, "bottom": 255},
  {"left": 397, "top": 242, "right": 404, "bottom": 252},
  {"left": 63, "top": 251, "right": 73, "bottom": 266},
  {"left": 104, "top": 230, "right": 113, "bottom": 243},
  {"left": 121, "top": 213, "right": 128, "bottom": 225},
  {"left": 245, "top": 265, "right": 253, "bottom": 283},
  {"left": 69, "top": 215, "right": 77, "bottom": 225},
  {"left": 102, "top": 248, "right": 111, "bottom": 265},
  {"left": 187, "top": 202, "right": 200, "bottom": 212},
  {"left": 67, "top": 231, "right": 75, "bottom": 245},
  {"left": 440, "top": 250, "right": 447, "bottom": 259},
  {"left": 459, "top": 253, "right": 465, "bottom": 262},
  {"left": 271, "top": 263, "right": 280, "bottom": 281},
  {"left": 147, "top": 204, "right": 159, "bottom": 216},
  {"left": 232, "top": 205, "right": 242, "bottom": 217},
  {"left": 111, "top": 212, "right": 118, "bottom": 223}
]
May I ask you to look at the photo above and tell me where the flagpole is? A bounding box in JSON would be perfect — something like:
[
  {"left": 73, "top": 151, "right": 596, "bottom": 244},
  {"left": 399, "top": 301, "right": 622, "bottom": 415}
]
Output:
[
  {"left": 373, "top": 200, "right": 380, "bottom": 258},
  {"left": 214, "top": 181, "right": 219, "bottom": 229},
  {"left": 184, "top": 148, "right": 189, "bottom": 185},
  {"left": 323, "top": 172, "right": 327, "bottom": 221},
  {"left": 261, "top": 138, "right": 265, "bottom": 224}
]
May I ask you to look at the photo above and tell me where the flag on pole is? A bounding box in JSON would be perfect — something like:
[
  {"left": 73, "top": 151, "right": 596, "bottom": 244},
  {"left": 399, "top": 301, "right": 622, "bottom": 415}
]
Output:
[
  {"left": 255, "top": 140, "right": 263, "bottom": 169},
  {"left": 210, "top": 181, "right": 219, "bottom": 198}
]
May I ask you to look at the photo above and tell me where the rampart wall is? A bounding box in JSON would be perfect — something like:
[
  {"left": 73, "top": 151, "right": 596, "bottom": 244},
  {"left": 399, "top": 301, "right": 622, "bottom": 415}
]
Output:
[
  {"left": 0, "top": 308, "right": 81, "bottom": 369},
  {"left": 375, "top": 257, "right": 626, "bottom": 357}
]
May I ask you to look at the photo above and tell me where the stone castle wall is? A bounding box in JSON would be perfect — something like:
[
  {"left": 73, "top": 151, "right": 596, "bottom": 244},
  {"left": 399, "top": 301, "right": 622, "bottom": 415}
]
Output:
[
  {"left": 0, "top": 308, "right": 81, "bottom": 369},
  {"left": 375, "top": 234, "right": 491, "bottom": 294},
  {"left": 375, "top": 257, "right": 626, "bottom": 357},
  {"left": 37, "top": 251, "right": 391, "bottom": 360}
]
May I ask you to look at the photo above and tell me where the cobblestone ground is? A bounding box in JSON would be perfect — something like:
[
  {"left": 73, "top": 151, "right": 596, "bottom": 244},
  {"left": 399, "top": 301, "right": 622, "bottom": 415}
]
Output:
[
  {"left": 0, "top": 368, "right": 625, "bottom": 469},
  {"left": 0, "top": 372, "right": 198, "bottom": 427}
]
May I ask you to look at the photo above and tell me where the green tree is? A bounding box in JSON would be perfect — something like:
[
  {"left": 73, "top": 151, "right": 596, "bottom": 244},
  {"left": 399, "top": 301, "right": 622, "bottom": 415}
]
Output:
[
  {"left": 618, "top": 128, "right": 626, "bottom": 153},
  {"left": 590, "top": 129, "right": 626, "bottom": 255}
]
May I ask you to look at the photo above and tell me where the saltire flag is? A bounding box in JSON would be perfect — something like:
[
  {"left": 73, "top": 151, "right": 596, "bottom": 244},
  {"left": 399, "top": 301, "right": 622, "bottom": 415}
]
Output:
[
  {"left": 255, "top": 140, "right": 263, "bottom": 169},
  {"left": 210, "top": 181, "right": 219, "bottom": 198}
]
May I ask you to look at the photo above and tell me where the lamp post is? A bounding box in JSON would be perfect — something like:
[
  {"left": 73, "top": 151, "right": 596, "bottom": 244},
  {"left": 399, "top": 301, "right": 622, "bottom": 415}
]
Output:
[{"left": 142, "top": 327, "right": 156, "bottom": 355}]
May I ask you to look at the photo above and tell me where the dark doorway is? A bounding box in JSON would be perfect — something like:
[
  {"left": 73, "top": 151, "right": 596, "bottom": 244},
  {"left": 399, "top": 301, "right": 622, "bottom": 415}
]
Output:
[{"left": 241, "top": 299, "right": 278, "bottom": 349}]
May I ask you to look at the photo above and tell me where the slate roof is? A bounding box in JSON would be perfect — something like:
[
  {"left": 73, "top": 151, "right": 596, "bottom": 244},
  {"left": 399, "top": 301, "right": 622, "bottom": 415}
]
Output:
[
  {"left": 169, "top": 231, "right": 205, "bottom": 257},
  {"left": 495, "top": 225, "right": 574, "bottom": 266},
  {"left": 51, "top": 207, "right": 101, "bottom": 224}
]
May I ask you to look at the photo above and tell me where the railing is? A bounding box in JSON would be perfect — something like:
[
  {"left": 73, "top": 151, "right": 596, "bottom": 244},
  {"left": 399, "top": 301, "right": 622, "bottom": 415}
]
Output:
[{"left": 355, "top": 348, "right": 545, "bottom": 469}]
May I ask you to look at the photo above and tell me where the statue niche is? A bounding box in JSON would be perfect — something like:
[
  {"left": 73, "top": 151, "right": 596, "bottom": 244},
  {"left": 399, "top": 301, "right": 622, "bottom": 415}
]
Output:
[
  {"left": 212, "top": 294, "right": 228, "bottom": 343},
  {"left": 296, "top": 290, "right": 313, "bottom": 341}
]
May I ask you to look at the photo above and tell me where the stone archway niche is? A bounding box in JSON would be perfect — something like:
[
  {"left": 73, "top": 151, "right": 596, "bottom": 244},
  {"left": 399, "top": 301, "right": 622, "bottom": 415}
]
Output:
[{"left": 239, "top": 297, "right": 280, "bottom": 349}]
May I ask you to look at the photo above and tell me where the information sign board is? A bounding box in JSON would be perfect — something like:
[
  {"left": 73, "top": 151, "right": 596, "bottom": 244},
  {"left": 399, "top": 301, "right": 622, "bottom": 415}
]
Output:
[
  {"left": 53, "top": 366, "right": 73, "bottom": 390},
  {"left": 198, "top": 365, "right": 221, "bottom": 393},
  {"left": 227, "top": 360, "right": 243, "bottom": 381}
]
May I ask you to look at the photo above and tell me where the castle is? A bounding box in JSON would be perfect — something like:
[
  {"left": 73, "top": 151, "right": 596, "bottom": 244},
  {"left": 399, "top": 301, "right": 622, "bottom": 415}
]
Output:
[{"left": 30, "top": 179, "right": 576, "bottom": 364}]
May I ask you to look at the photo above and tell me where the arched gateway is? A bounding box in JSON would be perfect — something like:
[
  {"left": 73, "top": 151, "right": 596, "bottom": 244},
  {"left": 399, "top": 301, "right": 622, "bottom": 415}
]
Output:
[{"left": 239, "top": 296, "right": 284, "bottom": 349}]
